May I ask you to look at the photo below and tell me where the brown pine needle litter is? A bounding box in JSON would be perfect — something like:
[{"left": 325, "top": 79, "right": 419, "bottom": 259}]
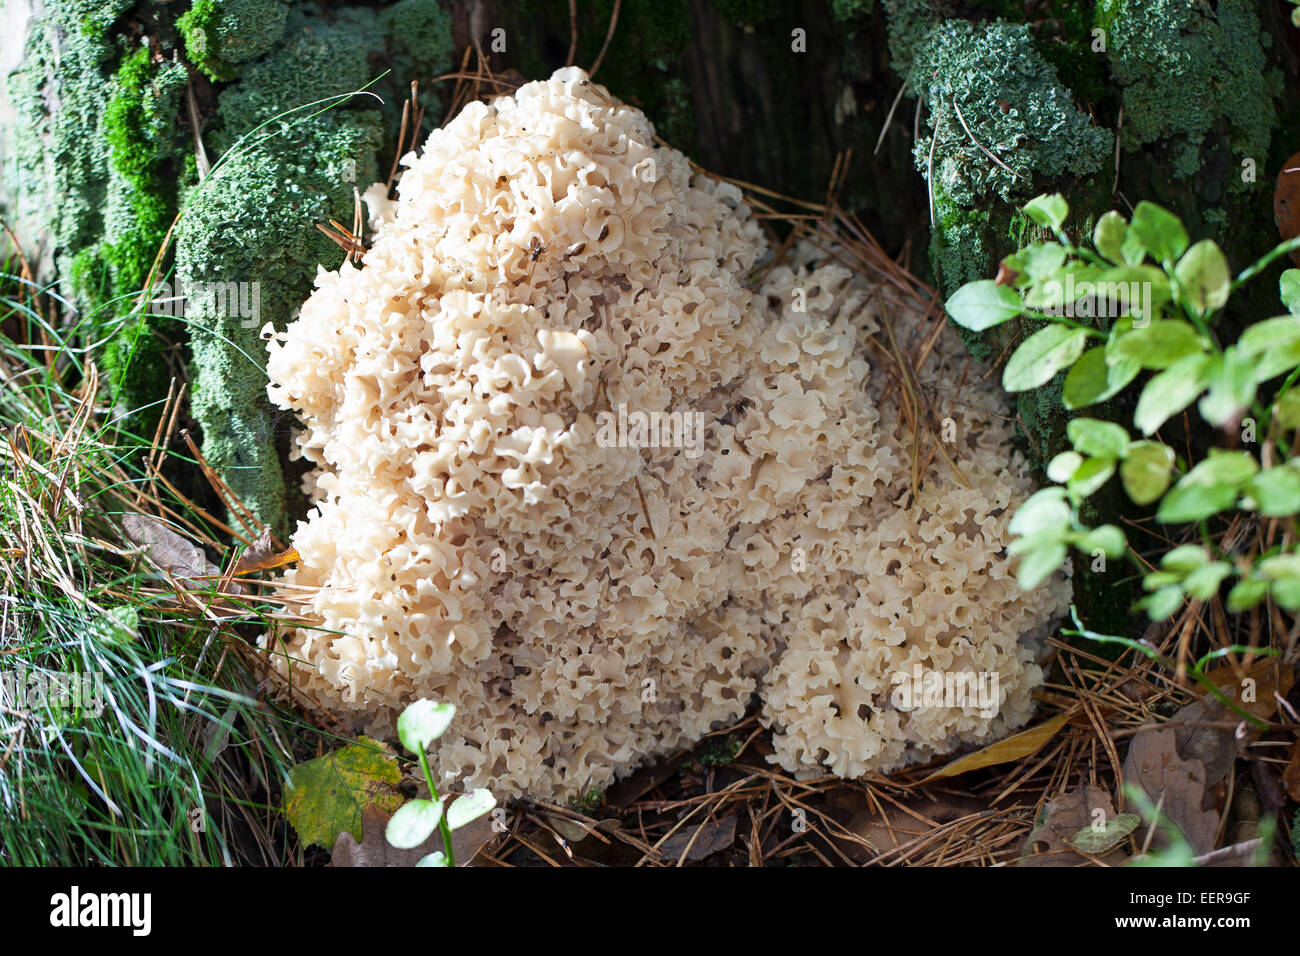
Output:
[{"left": 2, "top": 48, "right": 1296, "bottom": 867}]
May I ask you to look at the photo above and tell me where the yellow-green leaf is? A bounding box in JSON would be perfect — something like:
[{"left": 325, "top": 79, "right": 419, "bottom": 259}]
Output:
[
  {"left": 283, "top": 738, "right": 406, "bottom": 848},
  {"left": 921, "top": 713, "right": 1071, "bottom": 782}
]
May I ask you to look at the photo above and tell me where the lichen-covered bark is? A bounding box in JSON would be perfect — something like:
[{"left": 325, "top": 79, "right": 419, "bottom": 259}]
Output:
[{"left": 1, "top": 0, "right": 453, "bottom": 536}]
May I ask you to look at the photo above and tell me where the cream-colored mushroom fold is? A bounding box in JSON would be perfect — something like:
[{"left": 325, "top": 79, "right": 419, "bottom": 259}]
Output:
[{"left": 262, "top": 68, "right": 1069, "bottom": 800}]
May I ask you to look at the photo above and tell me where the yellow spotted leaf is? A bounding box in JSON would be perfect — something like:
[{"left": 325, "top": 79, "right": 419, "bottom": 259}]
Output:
[{"left": 283, "top": 738, "right": 405, "bottom": 848}]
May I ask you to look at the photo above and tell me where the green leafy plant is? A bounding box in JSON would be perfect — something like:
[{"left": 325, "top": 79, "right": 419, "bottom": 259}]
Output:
[
  {"left": 386, "top": 699, "right": 496, "bottom": 867},
  {"left": 948, "top": 193, "right": 1300, "bottom": 620}
]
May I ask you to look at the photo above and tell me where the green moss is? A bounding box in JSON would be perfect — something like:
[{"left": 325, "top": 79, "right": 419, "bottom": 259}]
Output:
[
  {"left": 1104, "top": 0, "right": 1279, "bottom": 193},
  {"left": 699, "top": 733, "right": 743, "bottom": 766},
  {"left": 178, "top": 0, "right": 289, "bottom": 82},
  {"left": 98, "top": 48, "right": 190, "bottom": 423},
  {"left": 570, "top": 786, "right": 604, "bottom": 814}
]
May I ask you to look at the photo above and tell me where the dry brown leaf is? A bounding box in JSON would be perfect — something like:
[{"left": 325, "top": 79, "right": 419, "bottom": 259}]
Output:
[
  {"left": 1283, "top": 740, "right": 1300, "bottom": 803},
  {"left": 843, "top": 793, "right": 987, "bottom": 863},
  {"left": 231, "top": 528, "right": 299, "bottom": 575},
  {"left": 657, "top": 814, "right": 737, "bottom": 864},
  {"left": 1275, "top": 151, "right": 1300, "bottom": 266},
  {"left": 1020, "top": 783, "right": 1128, "bottom": 867},
  {"left": 1123, "top": 725, "right": 1218, "bottom": 855},
  {"left": 331, "top": 803, "right": 496, "bottom": 867},
  {"left": 920, "top": 712, "right": 1070, "bottom": 782},
  {"left": 1198, "top": 657, "right": 1294, "bottom": 723},
  {"left": 121, "top": 513, "right": 217, "bottom": 579}
]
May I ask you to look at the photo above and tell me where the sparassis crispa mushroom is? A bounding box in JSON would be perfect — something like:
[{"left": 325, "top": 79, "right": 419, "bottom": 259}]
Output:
[{"left": 261, "top": 68, "right": 1070, "bottom": 799}]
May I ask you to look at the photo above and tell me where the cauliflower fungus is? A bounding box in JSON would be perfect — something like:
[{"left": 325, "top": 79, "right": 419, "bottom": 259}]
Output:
[{"left": 261, "top": 68, "right": 1070, "bottom": 800}]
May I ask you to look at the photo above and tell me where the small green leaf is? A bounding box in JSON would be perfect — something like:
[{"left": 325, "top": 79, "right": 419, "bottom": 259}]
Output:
[
  {"left": 1047, "top": 451, "right": 1083, "bottom": 483},
  {"left": 1161, "top": 544, "right": 1211, "bottom": 574},
  {"left": 1242, "top": 466, "right": 1300, "bottom": 517},
  {"left": 1129, "top": 201, "right": 1189, "bottom": 266},
  {"left": 1134, "top": 353, "right": 1212, "bottom": 435},
  {"left": 1003, "top": 324, "right": 1089, "bottom": 391},
  {"left": 1280, "top": 270, "right": 1300, "bottom": 315},
  {"left": 398, "top": 698, "right": 456, "bottom": 755},
  {"left": 1094, "top": 265, "right": 1172, "bottom": 322},
  {"left": 1023, "top": 193, "right": 1069, "bottom": 231},
  {"left": 1016, "top": 540, "right": 1068, "bottom": 590},
  {"left": 1067, "top": 418, "right": 1130, "bottom": 459},
  {"left": 1062, "top": 347, "right": 1139, "bottom": 410},
  {"left": 386, "top": 798, "right": 444, "bottom": 849},
  {"left": 1274, "top": 390, "right": 1300, "bottom": 431},
  {"left": 1182, "top": 562, "right": 1233, "bottom": 601},
  {"left": 1183, "top": 450, "right": 1259, "bottom": 487},
  {"left": 1259, "top": 556, "right": 1300, "bottom": 610},
  {"left": 1023, "top": 263, "right": 1108, "bottom": 311},
  {"left": 1120, "top": 440, "right": 1175, "bottom": 505},
  {"left": 1004, "top": 242, "right": 1067, "bottom": 283},
  {"left": 1143, "top": 571, "right": 1183, "bottom": 590},
  {"left": 1156, "top": 452, "right": 1257, "bottom": 523},
  {"left": 1067, "top": 456, "right": 1116, "bottom": 498},
  {"left": 1093, "top": 211, "right": 1129, "bottom": 264},
  {"left": 1079, "top": 524, "right": 1126, "bottom": 558},
  {"left": 447, "top": 789, "right": 497, "bottom": 830},
  {"left": 1009, "top": 487, "right": 1070, "bottom": 537},
  {"left": 1069, "top": 813, "right": 1140, "bottom": 854},
  {"left": 1156, "top": 483, "right": 1238, "bottom": 524},
  {"left": 1108, "top": 320, "right": 1203, "bottom": 370},
  {"left": 1226, "top": 578, "right": 1268, "bottom": 613},
  {"left": 1173, "top": 239, "right": 1230, "bottom": 314},
  {"left": 1238, "top": 316, "right": 1300, "bottom": 383},
  {"left": 1237, "top": 314, "right": 1300, "bottom": 356},
  {"left": 1141, "top": 585, "right": 1186, "bottom": 621},
  {"left": 1197, "top": 348, "right": 1256, "bottom": 428},
  {"left": 1120, "top": 228, "right": 1146, "bottom": 266},
  {"left": 946, "top": 280, "right": 1023, "bottom": 331},
  {"left": 416, "top": 851, "right": 449, "bottom": 867}
]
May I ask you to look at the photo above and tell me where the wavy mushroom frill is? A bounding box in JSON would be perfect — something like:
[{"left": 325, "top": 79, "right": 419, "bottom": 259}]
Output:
[{"left": 261, "top": 68, "right": 1070, "bottom": 800}]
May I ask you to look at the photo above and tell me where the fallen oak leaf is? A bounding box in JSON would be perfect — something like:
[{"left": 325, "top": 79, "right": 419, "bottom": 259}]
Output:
[
  {"left": 1198, "top": 657, "right": 1293, "bottom": 724},
  {"left": 1122, "top": 724, "right": 1218, "bottom": 855},
  {"left": 842, "top": 792, "right": 988, "bottom": 863},
  {"left": 1275, "top": 151, "right": 1300, "bottom": 266},
  {"left": 920, "top": 712, "right": 1071, "bottom": 782},
  {"left": 121, "top": 513, "right": 246, "bottom": 615},
  {"left": 657, "top": 814, "right": 737, "bottom": 864},
  {"left": 283, "top": 737, "right": 406, "bottom": 848}
]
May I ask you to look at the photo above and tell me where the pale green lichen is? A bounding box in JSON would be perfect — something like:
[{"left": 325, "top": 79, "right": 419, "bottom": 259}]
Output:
[
  {"left": 178, "top": 0, "right": 289, "bottom": 82},
  {"left": 906, "top": 19, "right": 1112, "bottom": 209},
  {"left": 178, "top": 1, "right": 450, "bottom": 534},
  {"left": 1102, "top": 0, "right": 1280, "bottom": 187}
]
